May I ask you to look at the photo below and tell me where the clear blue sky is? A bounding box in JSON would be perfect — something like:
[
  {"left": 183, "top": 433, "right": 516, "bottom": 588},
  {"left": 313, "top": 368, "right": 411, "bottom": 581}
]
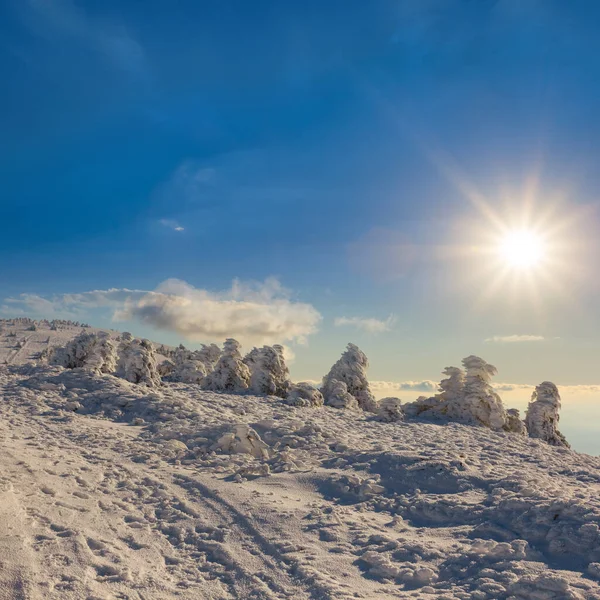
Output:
[{"left": 3, "top": 0, "right": 600, "bottom": 394}]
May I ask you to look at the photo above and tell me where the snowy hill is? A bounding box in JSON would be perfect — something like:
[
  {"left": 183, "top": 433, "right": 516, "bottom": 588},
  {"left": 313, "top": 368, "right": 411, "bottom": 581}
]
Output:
[{"left": 1, "top": 319, "right": 600, "bottom": 599}]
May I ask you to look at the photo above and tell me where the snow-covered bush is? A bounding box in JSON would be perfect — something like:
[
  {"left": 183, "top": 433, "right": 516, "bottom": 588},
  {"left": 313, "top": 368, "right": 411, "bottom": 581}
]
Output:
[
  {"left": 438, "top": 366, "right": 465, "bottom": 402},
  {"left": 321, "top": 343, "right": 377, "bottom": 411},
  {"left": 323, "top": 379, "right": 359, "bottom": 410},
  {"left": 157, "top": 359, "right": 175, "bottom": 378},
  {"left": 170, "top": 346, "right": 207, "bottom": 384},
  {"left": 51, "top": 331, "right": 117, "bottom": 374},
  {"left": 284, "top": 382, "right": 324, "bottom": 407},
  {"left": 116, "top": 338, "right": 161, "bottom": 387},
  {"left": 85, "top": 332, "right": 118, "bottom": 374},
  {"left": 505, "top": 408, "right": 527, "bottom": 435},
  {"left": 246, "top": 344, "right": 291, "bottom": 397},
  {"left": 376, "top": 397, "right": 404, "bottom": 422},
  {"left": 196, "top": 343, "right": 222, "bottom": 373},
  {"left": 403, "top": 358, "right": 508, "bottom": 430},
  {"left": 460, "top": 355, "right": 507, "bottom": 430},
  {"left": 202, "top": 338, "right": 250, "bottom": 393},
  {"left": 525, "top": 382, "right": 570, "bottom": 447}
]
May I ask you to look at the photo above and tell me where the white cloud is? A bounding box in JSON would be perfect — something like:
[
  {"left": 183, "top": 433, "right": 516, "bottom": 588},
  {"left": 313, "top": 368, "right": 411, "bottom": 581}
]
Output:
[
  {"left": 485, "top": 335, "right": 545, "bottom": 343},
  {"left": 3, "top": 278, "right": 321, "bottom": 349},
  {"left": 158, "top": 219, "right": 184, "bottom": 232},
  {"left": 115, "top": 278, "right": 321, "bottom": 347},
  {"left": 334, "top": 314, "right": 396, "bottom": 334},
  {"left": 369, "top": 380, "right": 438, "bottom": 398}
]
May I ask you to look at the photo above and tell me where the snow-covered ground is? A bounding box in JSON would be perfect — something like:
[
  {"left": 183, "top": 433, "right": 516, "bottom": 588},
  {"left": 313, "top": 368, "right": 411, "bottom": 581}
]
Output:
[{"left": 1, "top": 320, "right": 600, "bottom": 599}]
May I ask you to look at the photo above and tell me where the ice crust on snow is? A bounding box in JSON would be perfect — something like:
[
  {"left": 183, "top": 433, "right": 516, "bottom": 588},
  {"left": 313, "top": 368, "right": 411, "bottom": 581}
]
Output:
[{"left": 0, "top": 318, "right": 595, "bottom": 600}]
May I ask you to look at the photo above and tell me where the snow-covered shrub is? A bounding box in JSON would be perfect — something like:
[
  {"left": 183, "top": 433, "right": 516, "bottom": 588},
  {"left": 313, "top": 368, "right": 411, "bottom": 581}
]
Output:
[
  {"left": 51, "top": 331, "right": 117, "bottom": 374},
  {"left": 459, "top": 355, "right": 507, "bottom": 430},
  {"left": 321, "top": 343, "right": 377, "bottom": 411},
  {"left": 201, "top": 338, "right": 250, "bottom": 393},
  {"left": 196, "top": 343, "right": 222, "bottom": 373},
  {"left": 505, "top": 408, "right": 527, "bottom": 435},
  {"left": 157, "top": 359, "right": 175, "bottom": 378},
  {"left": 116, "top": 338, "right": 161, "bottom": 387},
  {"left": 85, "top": 332, "right": 118, "bottom": 374},
  {"left": 376, "top": 397, "right": 404, "bottom": 422},
  {"left": 170, "top": 346, "right": 207, "bottom": 384},
  {"left": 402, "top": 394, "right": 442, "bottom": 418},
  {"left": 323, "top": 379, "right": 359, "bottom": 410},
  {"left": 173, "top": 358, "right": 207, "bottom": 384},
  {"left": 284, "top": 382, "right": 324, "bottom": 407},
  {"left": 438, "top": 366, "right": 465, "bottom": 402},
  {"left": 246, "top": 344, "right": 291, "bottom": 397},
  {"left": 525, "top": 382, "right": 570, "bottom": 447},
  {"left": 403, "top": 358, "right": 507, "bottom": 430}
]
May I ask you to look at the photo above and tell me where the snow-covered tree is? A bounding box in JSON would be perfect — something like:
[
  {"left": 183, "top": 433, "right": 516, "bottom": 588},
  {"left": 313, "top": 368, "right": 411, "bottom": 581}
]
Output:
[
  {"left": 505, "top": 408, "right": 527, "bottom": 435},
  {"left": 201, "top": 338, "right": 250, "bottom": 393},
  {"left": 284, "top": 382, "right": 324, "bottom": 407},
  {"left": 169, "top": 346, "right": 207, "bottom": 384},
  {"left": 51, "top": 331, "right": 117, "bottom": 374},
  {"left": 246, "top": 344, "right": 291, "bottom": 397},
  {"left": 439, "top": 366, "right": 465, "bottom": 402},
  {"left": 157, "top": 358, "right": 175, "bottom": 378},
  {"left": 403, "top": 360, "right": 507, "bottom": 430},
  {"left": 460, "top": 355, "right": 507, "bottom": 430},
  {"left": 196, "top": 343, "right": 222, "bottom": 373},
  {"left": 321, "top": 343, "right": 377, "bottom": 411},
  {"left": 85, "top": 332, "right": 118, "bottom": 374},
  {"left": 116, "top": 338, "right": 161, "bottom": 387},
  {"left": 525, "top": 382, "right": 570, "bottom": 447},
  {"left": 376, "top": 397, "right": 404, "bottom": 422}
]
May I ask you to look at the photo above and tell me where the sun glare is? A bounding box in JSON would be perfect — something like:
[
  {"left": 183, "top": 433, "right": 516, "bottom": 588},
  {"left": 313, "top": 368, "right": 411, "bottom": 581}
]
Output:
[{"left": 499, "top": 230, "right": 545, "bottom": 269}]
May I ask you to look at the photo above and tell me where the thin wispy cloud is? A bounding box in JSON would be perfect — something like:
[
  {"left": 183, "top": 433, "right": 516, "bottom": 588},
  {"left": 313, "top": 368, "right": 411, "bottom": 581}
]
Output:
[
  {"left": 334, "top": 314, "right": 396, "bottom": 334},
  {"left": 485, "top": 335, "right": 545, "bottom": 343},
  {"left": 18, "top": 0, "right": 147, "bottom": 76},
  {"left": 159, "top": 219, "right": 184, "bottom": 232}
]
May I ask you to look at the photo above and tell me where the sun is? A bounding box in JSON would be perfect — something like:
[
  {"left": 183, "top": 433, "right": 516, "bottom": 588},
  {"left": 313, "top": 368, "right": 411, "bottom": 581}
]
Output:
[{"left": 498, "top": 230, "right": 546, "bottom": 270}]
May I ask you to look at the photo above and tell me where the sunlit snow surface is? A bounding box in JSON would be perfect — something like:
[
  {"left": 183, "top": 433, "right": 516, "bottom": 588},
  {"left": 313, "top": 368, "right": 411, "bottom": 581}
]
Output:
[{"left": 1, "top": 319, "right": 600, "bottom": 599}]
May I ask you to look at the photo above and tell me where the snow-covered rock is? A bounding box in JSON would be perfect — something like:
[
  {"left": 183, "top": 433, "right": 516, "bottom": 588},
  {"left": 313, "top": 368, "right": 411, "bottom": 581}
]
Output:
[{"left": 215, "top": 424, "right": 270, "bottom": 459}]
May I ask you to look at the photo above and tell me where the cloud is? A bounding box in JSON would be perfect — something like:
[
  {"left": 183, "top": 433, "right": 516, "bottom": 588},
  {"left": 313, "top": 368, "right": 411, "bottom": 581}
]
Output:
[
  {"left": 115, "top": 278, "right": 321, "bottom": 347},
  {"left": 3, "top": 279, "right": 321, "bottom": 347},
  {"left": 334, "top": 315, "right": 396, "bottom": 334},
  {"left": 369, "top": 380, "right": 438, "bottom": 397},
  {"left": 158, "top": 219, "right": 184, "bottom": 232},
  {"left": 3, "top": 278, "right": 321, "bottom": 348},
  {"left": 18, "top": 0, "right": 147, "bottom": 76},
  {"left": 485, "top": 335, "right": 545, "bottom": 343}
]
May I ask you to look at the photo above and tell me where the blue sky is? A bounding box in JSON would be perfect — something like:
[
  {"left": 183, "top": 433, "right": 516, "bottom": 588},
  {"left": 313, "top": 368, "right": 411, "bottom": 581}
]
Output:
[{"left": 3, "top": 0, "right": 600, "bottom": 400}]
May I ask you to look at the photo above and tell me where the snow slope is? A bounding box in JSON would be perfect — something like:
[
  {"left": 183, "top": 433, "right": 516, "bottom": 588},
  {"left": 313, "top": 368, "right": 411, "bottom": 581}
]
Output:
[{"left": 1, "top": 319, "right": 600, "bottom": 599}]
